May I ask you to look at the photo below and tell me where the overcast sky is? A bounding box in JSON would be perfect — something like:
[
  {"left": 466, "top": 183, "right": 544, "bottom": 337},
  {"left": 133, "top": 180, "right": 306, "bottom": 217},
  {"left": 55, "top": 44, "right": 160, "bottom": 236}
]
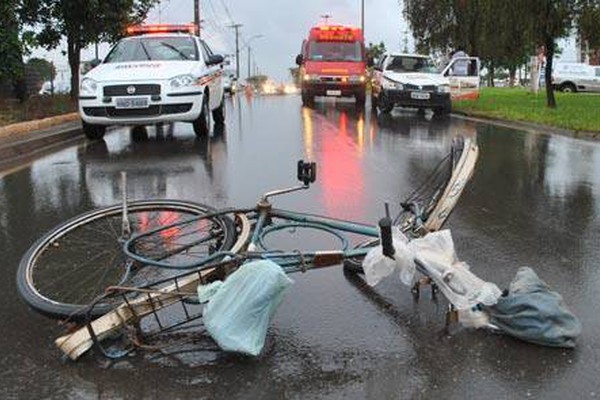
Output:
[
  {"left": 146, "top": 0, "right": 411, "bottom": 81},
  {"left": 39, "top": 0, "right": 412, "bottom": 81},
  {"left": 34, "top": 0, "right": 577, "bottom": 82}
]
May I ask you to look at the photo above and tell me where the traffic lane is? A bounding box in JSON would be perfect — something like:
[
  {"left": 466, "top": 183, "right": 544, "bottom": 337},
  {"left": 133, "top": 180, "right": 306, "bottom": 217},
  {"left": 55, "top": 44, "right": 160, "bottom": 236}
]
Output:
[{"left": 0, "top": 94, "right": 597, "bottom": 398}]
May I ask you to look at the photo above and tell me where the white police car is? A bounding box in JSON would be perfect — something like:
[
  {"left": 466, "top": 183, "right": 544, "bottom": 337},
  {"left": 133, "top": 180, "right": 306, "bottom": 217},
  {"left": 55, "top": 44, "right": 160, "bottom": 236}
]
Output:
[{"left": 79, "top": 24, "right": 225, "bottom": 140}]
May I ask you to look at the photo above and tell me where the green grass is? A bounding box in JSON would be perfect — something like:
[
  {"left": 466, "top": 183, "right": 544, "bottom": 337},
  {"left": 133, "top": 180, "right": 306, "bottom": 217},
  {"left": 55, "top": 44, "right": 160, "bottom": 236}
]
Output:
[
  {"left": 0, "top": 95, "right": 76, "bottom": 127},
  {"left": 453, "top": 87, "right": 600, "bottom": 132}
]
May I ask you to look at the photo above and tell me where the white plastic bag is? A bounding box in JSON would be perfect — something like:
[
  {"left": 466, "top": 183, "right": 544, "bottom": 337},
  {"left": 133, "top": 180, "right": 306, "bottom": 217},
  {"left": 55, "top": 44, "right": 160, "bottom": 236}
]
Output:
[
  {"left": 362, "top": 227, "right": 415, "bottom": 286},
  {"left": 362, "top": 229, "right": 502, "bottom": 310},
  {"left": 199, "top": 259, "right": 293, "bottom": 356},
  {"left": 408, "top": 230, "right": 502, "bottom": 310}
]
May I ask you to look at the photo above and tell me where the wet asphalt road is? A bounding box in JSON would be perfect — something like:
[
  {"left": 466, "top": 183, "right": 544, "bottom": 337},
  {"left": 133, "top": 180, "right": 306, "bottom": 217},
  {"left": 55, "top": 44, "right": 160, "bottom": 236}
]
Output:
[{"left": 1, "top": 94, "right": 599, "bottom": 399}]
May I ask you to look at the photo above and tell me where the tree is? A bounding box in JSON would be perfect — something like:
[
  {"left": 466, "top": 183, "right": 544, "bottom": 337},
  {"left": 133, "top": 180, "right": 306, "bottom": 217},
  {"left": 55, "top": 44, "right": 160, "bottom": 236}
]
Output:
[
  {"left": 289, "top": 67, "right": 300, "bottom": 86},
  {"left": 1, "top": 0, "right": 26, "bottom": 100},
  {"left": 403, "top": 0, "right": 600, "bottom": 108},
  {"left": 366, "top": 41, "right": 386, "bottom": 63},
  {"left": 20, "top": 0, "right": 159, "bottom": 98},
  {"left": 26, "top": 57, "right": 56, "bottom": 81}
]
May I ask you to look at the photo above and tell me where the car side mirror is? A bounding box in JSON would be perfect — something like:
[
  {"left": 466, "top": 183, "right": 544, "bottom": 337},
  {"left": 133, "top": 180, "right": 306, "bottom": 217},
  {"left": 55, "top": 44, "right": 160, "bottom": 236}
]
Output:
[
  {"left": 295, "top": 54, "right": 304, "bottom": 66},
  {"left": 367, "top": 56, "right": 374, "bottom": 67},
  {"left": 207, "top": 54, "right": 224, "bottom": 66},
  {"left": 90, "top": 59, "right": 101, "bottom": 68}
]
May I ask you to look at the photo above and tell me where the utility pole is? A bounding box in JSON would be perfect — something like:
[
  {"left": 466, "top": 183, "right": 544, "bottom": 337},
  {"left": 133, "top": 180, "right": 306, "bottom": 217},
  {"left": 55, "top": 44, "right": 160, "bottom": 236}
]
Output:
[
  {"left": 247, "top": 47, "right": 252, "bottom": 79},
  {"left": 229, "top": 23, "right": 243, "bottom": 79},
  {"left": 194, "top": 0, "right": 200, "bottom": 36},
  {"left": 361, "top": 0, "right": 364, "bottom": 33}
]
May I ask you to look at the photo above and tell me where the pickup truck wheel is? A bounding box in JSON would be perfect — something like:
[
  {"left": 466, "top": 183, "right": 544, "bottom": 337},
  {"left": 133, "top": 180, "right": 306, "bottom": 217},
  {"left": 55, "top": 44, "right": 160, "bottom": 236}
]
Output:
[
  {"left": 82, "top": 121, "right": 106, "bottom": 140},
  {"left": 377, "top": 94, "right": 393, "bottom": 114},
  {"left": 212, "top": 96, "right": 226, "bottom": 125},
  {"left": 193, "top": 95, "right": 211, "bottom": 137},
  {"left": 435, "top": 98, "right": 452, "bottom": 115},
  {"left": 560, "top": 83, "right": 577, "bottom": 93}
]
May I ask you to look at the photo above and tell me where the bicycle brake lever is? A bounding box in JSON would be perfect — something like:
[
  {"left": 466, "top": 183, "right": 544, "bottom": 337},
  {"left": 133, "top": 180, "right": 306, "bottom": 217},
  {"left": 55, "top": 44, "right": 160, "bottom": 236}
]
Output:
[{"left": 379, "top": 203, "right": 395, "bottom": 259}]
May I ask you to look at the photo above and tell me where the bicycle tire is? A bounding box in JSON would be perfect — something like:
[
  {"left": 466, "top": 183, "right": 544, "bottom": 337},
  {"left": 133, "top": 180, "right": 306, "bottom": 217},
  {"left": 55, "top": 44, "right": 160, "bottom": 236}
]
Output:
[
  {"left": 343, "top": 136, "right": 478, "bottom": 274},
  {"left": 17, "top": 200, "right": 236, "bottom": 321}
]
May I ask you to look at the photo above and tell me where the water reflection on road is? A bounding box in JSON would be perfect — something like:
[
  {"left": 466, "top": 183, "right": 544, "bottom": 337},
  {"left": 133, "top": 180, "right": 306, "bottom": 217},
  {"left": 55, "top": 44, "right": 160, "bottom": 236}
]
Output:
[{"left": 0, "top": 95, "right": 599, "bottom": 398}]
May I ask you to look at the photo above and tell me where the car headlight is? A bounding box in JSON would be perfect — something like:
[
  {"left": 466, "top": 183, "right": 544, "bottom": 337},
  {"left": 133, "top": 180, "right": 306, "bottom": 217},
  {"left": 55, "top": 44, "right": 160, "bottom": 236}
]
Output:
[
  {"left": 437, "top": 84, "right": 451, "bottom": 93},
  {"left": 382, "top": 77, "right": 403, "bottom": 90},
  {"left": 349, "top": 75, "right": 366, "bottom": 83},
  {"left": 169, "top": 74, "right": 196, "bottom": 88},
  {"left": 303, "top": 74, "right": 316, "bottom": 81},
  {"left": 80, "top": 78, "right": 97, "bottom": 95}
]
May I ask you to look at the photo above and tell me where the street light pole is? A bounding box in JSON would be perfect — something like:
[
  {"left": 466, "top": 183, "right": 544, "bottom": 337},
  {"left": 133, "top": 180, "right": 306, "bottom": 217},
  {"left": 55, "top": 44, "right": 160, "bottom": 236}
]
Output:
[
  {"left": 245, "top": 34, "right": 263, "bottom": 79},
  {"left": 247, "top": 47, "right": 252, "bottom": 79},
  {"left": 229, "top": 23, "right": 243, "bottom": 79}
]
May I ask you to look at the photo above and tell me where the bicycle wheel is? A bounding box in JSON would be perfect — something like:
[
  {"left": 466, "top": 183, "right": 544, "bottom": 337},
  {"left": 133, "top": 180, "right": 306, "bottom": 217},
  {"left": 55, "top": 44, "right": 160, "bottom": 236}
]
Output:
[
  {"left": 17, "top": 200, "right": 236, "bottom": 321},
  {"left": 343, "top": 136, "right": 478, "bottom": 273}
]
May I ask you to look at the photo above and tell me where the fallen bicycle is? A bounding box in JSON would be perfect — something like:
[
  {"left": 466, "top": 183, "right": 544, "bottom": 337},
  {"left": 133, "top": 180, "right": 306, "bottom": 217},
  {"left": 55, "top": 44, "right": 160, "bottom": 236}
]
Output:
[{"left": 16, "top": 136, "right": 581, "bottom": 360}]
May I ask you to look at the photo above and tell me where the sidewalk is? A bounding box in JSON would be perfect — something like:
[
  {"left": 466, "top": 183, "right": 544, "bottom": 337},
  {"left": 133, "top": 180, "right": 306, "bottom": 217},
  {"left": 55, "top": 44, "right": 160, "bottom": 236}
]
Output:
[{"left": 0, "top": 114, "right": 83, "bottom": 171}]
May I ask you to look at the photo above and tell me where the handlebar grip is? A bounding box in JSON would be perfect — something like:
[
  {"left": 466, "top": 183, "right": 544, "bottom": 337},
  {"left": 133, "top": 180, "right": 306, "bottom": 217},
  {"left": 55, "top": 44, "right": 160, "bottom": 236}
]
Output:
[{"left": 379, "top": 217, "right": 395, "bottom": 259}]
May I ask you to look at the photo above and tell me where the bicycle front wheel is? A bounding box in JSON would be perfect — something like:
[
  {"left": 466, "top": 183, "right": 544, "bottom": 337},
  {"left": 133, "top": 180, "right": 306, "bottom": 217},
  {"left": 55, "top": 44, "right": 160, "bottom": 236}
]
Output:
[
  {"left": 343, "top": 136, "right": 479, "bottom": 273},
  {"left": 17, "top": 200, "right": 236, "bottom": 320}
]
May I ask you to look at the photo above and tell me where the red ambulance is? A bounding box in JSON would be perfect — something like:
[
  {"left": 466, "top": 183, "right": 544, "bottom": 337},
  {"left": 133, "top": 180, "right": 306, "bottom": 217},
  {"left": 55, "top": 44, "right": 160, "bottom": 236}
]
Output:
[{"left": 295, "top": 25, "right": 368, "bottom": 107}]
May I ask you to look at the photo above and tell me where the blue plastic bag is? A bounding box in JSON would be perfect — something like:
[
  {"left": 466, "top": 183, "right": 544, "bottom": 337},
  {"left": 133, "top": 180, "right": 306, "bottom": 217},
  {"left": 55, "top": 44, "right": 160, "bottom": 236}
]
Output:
[
  {"left": 486, "top": 267, "right": 582, "bottom": 348},
  {"left": 199, "top": 259, "right": 293, "bottom": 356}
]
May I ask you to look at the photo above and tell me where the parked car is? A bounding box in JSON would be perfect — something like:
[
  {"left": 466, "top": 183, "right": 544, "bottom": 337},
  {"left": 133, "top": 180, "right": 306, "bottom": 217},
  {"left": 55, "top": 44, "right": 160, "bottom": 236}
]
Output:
[
  {"left": 78, "top": 24, "right": 225, "bottom": 140},
  {"left": 553, "top": 62, "right": 600, "bottom": 93},
  {"left": 39, "top": 80, "right": 71, "bottom": 95},
  {"left": 223, "top": 73, "right": 238, "bottom": 94}
]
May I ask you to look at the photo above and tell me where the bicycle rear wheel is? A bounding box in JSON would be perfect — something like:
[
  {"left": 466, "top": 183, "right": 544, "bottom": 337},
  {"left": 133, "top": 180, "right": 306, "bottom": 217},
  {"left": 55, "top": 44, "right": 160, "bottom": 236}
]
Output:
[
  {"left": 17, "top": 200, "right": 236, "bottom": 321},
  {"left": 343, "top": 136, "right": 478, "bottom": 273}
]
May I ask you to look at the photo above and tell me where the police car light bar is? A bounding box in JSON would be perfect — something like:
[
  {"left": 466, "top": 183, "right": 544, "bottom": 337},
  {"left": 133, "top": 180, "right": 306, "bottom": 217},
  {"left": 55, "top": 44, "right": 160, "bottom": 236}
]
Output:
[{"left": 126, "top": 24, "right": 197, "bottom": 36}]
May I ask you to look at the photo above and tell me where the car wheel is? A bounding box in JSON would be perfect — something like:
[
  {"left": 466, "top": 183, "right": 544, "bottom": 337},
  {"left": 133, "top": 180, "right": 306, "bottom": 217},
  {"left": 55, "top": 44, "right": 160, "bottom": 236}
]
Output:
[
  {"left": 560, "top": 83, "right": 577, "bottom": 93},
  {"left": 82, "top": 121, "right": 106, "bottom": 140},
  {"left": 193, "top": 94, "right": 211, "bottom": 137},
  {"left": 212, "top": 95, "right": 226, "bottom": 125}
]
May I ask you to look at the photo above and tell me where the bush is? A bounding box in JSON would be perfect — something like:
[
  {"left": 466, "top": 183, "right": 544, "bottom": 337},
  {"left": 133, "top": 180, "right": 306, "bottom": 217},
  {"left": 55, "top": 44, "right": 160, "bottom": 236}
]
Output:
[{"left": 0, "top": 94, "right": 76, "bottom": 126}]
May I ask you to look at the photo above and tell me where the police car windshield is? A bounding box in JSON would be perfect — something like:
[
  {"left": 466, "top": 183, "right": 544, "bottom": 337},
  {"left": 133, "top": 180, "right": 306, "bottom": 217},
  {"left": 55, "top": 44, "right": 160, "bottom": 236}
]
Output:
[
  {"left": 386, "top": 56, "right": 437, "bottom": 73},
  {"left": 105, "top": 37, "right": 198, "bottom": 63},
  {"left": 307, "top": 41, "right": 362, "bottom": 62}
]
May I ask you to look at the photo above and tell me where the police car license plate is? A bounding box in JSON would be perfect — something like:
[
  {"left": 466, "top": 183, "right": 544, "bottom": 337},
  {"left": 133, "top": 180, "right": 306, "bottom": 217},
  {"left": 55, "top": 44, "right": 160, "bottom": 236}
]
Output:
[
  {"left": 326, "top": 90, "right": 342, "bottom": 96},
  {"left": 411, "top": 92, "right": 430, "bottom": 100},
  {"left": 115, "top": 97, "right": 149, "bottom": 109}
]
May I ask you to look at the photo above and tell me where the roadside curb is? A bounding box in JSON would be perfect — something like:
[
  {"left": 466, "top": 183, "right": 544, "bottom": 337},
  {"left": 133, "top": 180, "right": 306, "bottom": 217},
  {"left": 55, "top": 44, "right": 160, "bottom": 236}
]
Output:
[
  {"left": 451, "top": 112, "right": 600, "bottom": 141},
  {"left": 0, "top": 120, "right": 83, "bottom": 171},
  {"left": 0, "top": 113, "right": 79, "bottom": 143}
]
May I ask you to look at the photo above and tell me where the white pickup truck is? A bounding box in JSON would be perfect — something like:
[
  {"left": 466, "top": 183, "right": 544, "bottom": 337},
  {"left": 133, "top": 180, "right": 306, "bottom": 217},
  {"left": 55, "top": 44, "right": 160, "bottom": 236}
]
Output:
[{"left": 371, "top": 53, "right": 480, "bottom": 114}]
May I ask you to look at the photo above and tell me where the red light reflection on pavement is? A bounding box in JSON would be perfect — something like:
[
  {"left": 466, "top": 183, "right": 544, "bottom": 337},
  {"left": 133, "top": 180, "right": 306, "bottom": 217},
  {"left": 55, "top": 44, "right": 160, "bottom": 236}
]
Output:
[{"left": 302, "top": 107, "right": 367, "bottom": 221}]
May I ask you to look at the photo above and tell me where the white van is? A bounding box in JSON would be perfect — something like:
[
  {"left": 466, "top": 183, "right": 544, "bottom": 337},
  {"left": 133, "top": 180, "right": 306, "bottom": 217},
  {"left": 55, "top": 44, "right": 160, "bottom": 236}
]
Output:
[{"left": 553, "top": 62, "right": 600, "bottom": 93}]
